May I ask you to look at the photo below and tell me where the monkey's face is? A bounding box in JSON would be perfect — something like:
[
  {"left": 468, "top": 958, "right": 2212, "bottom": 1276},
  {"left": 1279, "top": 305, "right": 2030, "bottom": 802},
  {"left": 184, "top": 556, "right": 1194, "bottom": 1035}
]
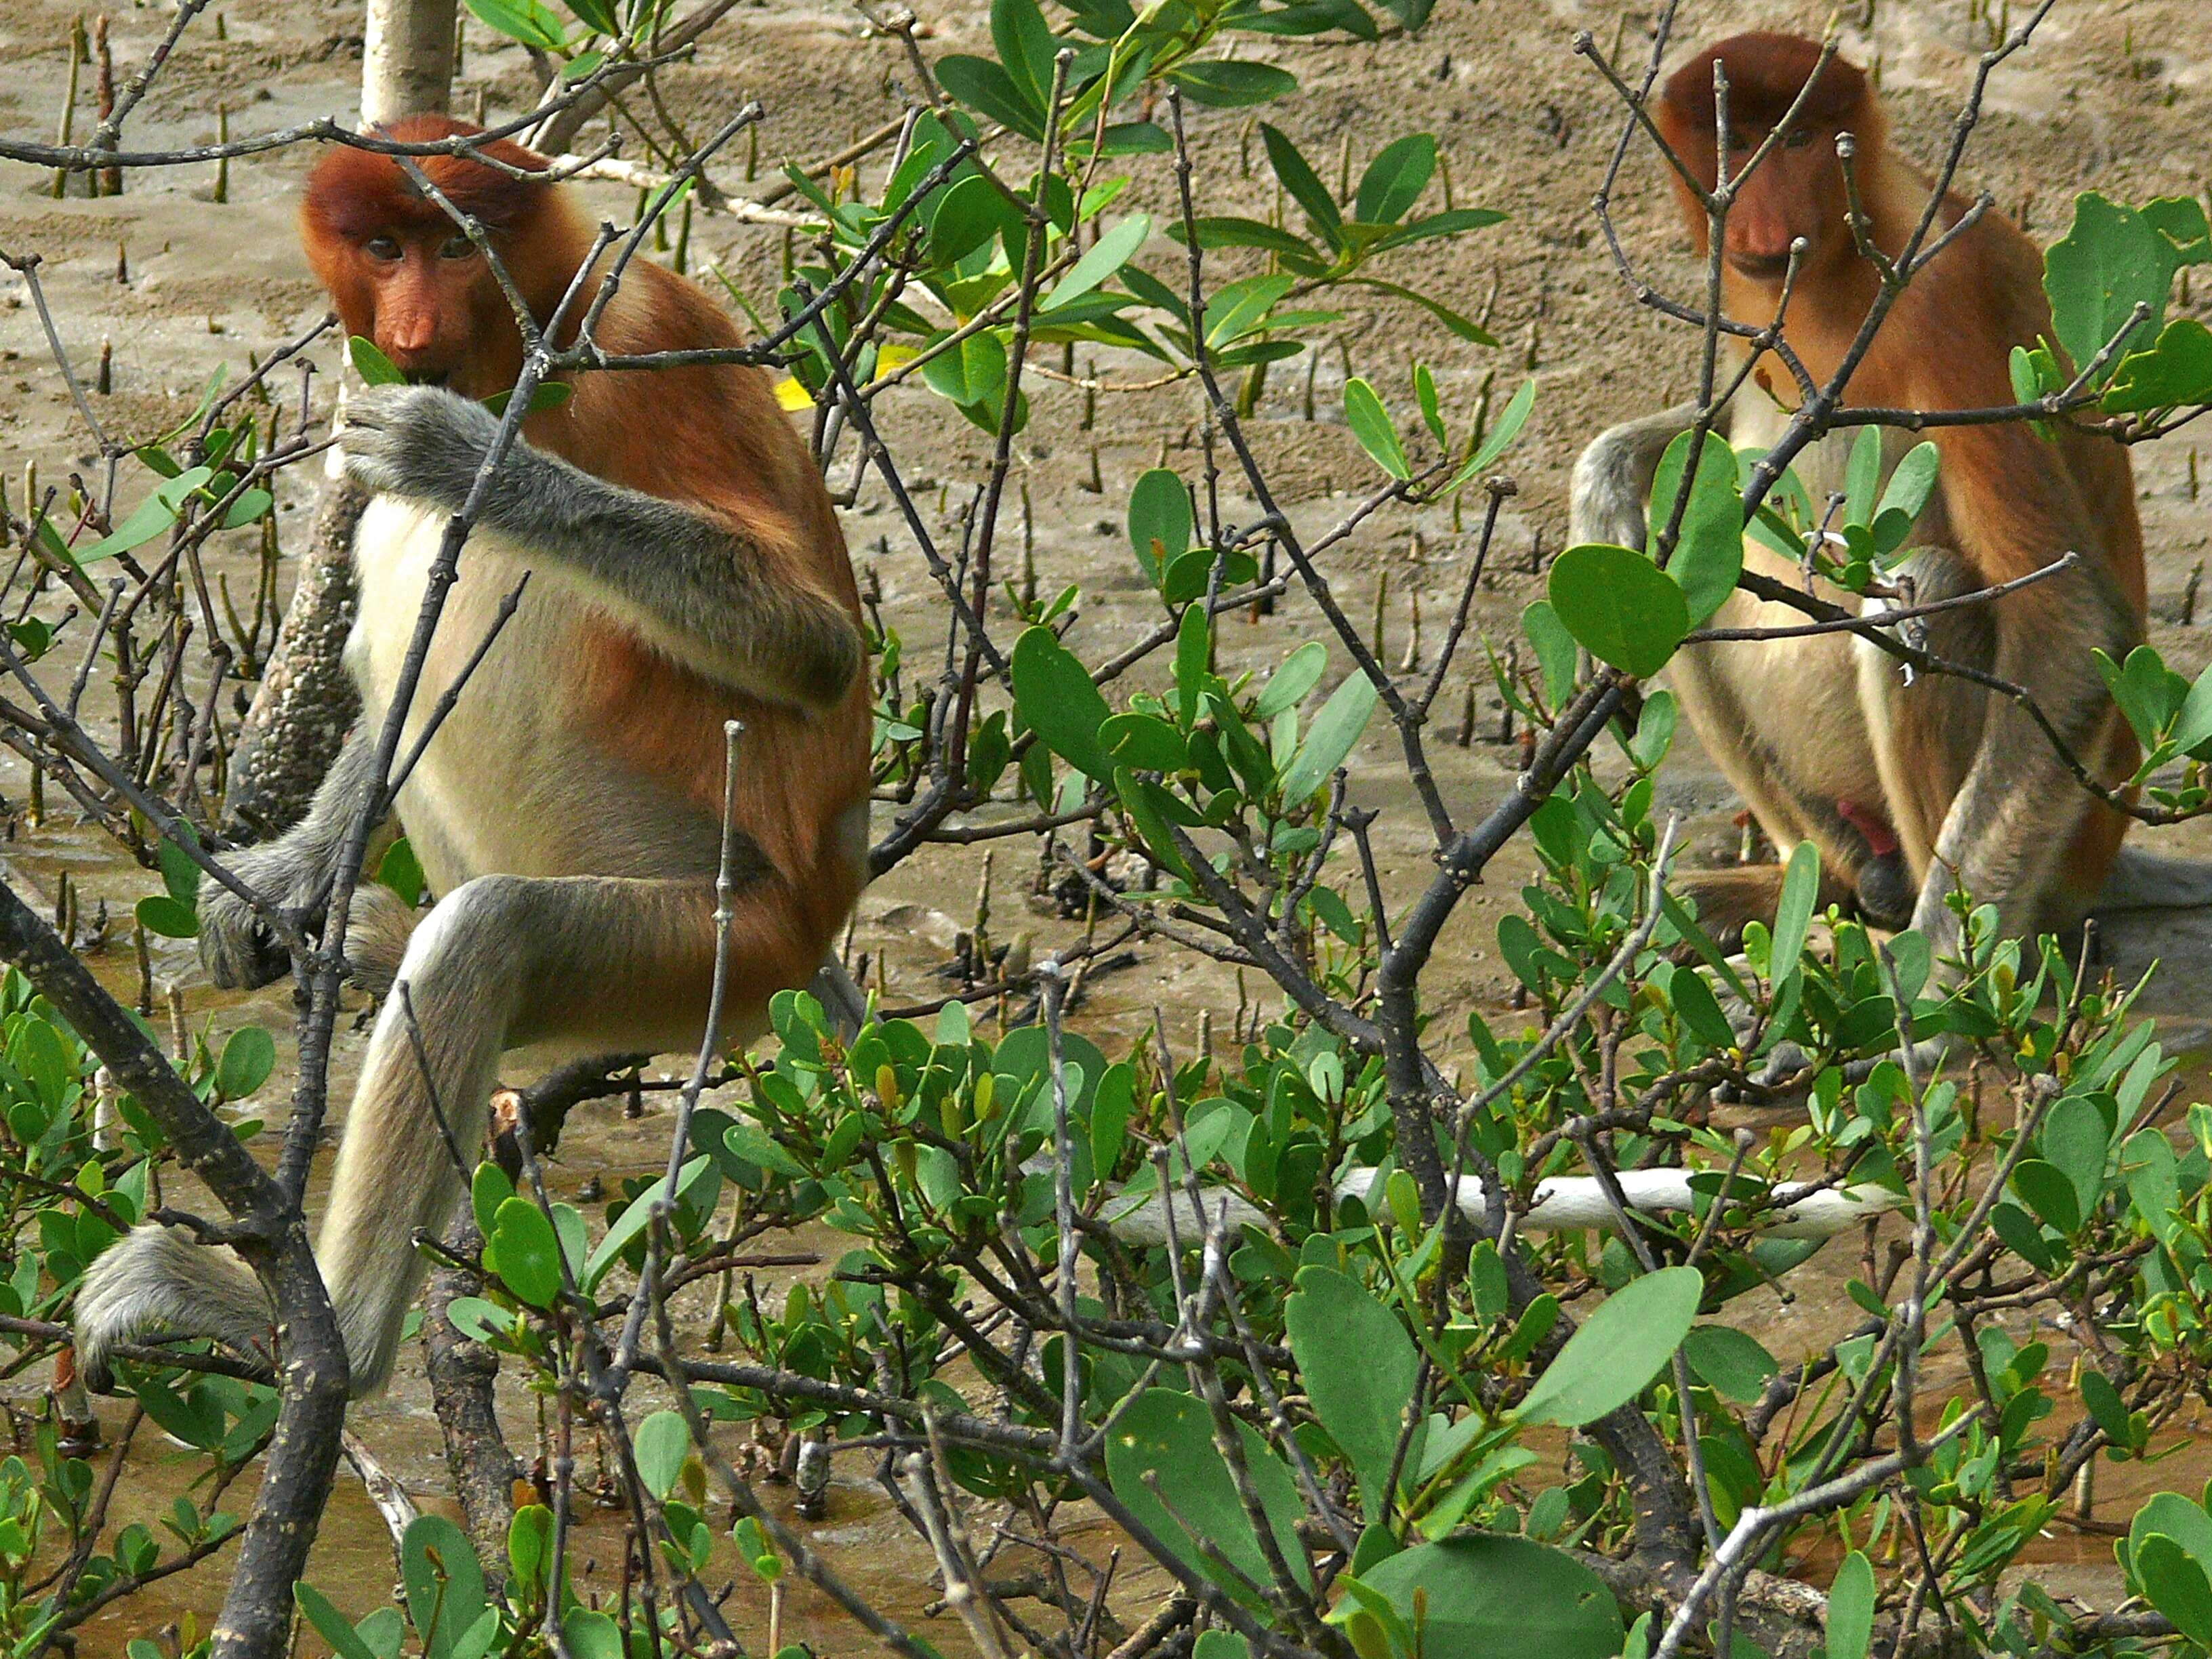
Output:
[
  {"left": 1655, "top": 34, "right": 1872, "bottom": 287},
  {"left": 329, "top": 220, "right": 520, "bottom": 397},
  {"left": 1714, "top": 121, "right": 1848, "bottom": 283}
]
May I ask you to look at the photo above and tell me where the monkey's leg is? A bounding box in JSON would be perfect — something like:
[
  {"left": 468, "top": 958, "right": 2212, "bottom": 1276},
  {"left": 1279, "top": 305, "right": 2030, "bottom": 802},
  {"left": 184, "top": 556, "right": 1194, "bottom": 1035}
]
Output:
[
  {"left": 1859, "top": 560, "right": 2131, "bottom": 957},
  {"left": 81, "top": 872, "right": 821, "bottom": 1395},
  {"left": 318, "top": 872, "right": 817, "bottom": 1393}
]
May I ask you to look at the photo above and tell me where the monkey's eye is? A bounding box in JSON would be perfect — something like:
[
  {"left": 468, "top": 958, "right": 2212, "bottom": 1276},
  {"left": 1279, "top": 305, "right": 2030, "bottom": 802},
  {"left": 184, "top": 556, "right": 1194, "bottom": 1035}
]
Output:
[
  {"left": 365, "top": 235, "right": 403, "bottom": 262},
  {"left": 1782, "top": 125, "right": 1816, "bottom": 149},
  {"left": 438, "top": 233, "right": 476, "bottom": 260},
  {"left": 1723, "top": 126, "right": 1753, "bottom": 151}
]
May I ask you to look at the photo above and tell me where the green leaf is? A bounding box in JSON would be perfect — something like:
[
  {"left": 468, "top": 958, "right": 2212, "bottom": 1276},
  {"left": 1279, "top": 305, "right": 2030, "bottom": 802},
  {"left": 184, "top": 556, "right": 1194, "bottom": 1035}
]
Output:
[
  {"left": 348, "top": 335, "right": 405, "bottom": 386},
  {"left": 1168, "top": 216, "right": 1325, "bottom": 264},
  {"left": 934, "top": 56, "right": 1044, "bottom": 138},
  {"left": 1042, "top": 214, "right": 1151, "bottom": 311},
  {"left": 2079, "top": 1366, "right": 2132, "bottom": 1448},
  {"left": 377, "top": 838, "right": 426, "bottom": 907},
  {"left": 2045, "top": 192, "right": 2168, "bottom": 382},
  {"left": 401, "top": 1515, "right": 487, "bottom": 1659},
  {"left": 1413, "top": 363, "right": 1445, "bottom": 448},
  {"left": 1352, "top": 134, "right": 1435, "bottom": 227},
  {"left": 1826, "top": 1551, "right": 1875, "bottom": 1659},
  {"left": 215, "top": 1027, "right": 276, "bottom": 1101},
  {"left": 1170, "top": 59, "right": 1298, "bottom": 107},
  {"left": 1103, "top": 1389, "right": 1309, "bottom": 1600},
  {"left": 1100, "top": 712, "right": 1188, "bottom": 773},
  {"left": 1769, "top": 841, "right": 1821, "bottom": 980},
  {"left": 1460, "top": 378, "right": 1536, "bottom": 478},
  {"left": 483, "top": 1196, "right": 563, "bottom": 1309},
  {"left": 1648, "top": 429, "right": 1740, "bottom": 625},
  {"left": 1115, "top": 769, "right": 1195, "bottom": 884},
  {"left": 508, "top": 1504, "right": 554, "bottom": 1594},
  {"left": 1343, "top": 378, "right": 1410, "bottom": 479},
  {"left": 1370, "top": 206, "right": 1507, "bottom": 253},
  {"left": 990, "top": 0, "right": 1059, "bottom": 115},
  {"left": 1279, "top": 671, "right": 1377, "bottom": 801},
  {"left": 1681, "top": 1325, "right": 1778, "bottom": 1403},
  {"left": 1843, "top": 426, "right": 1883, "bottom": 525},
  {"left": 222, "top": 488, "right": 274, "bottom": 529},
  {"left": 1347, "top": 276, "right": 1497, "bottom": 344},
  {"left": 920, "top": 327, "right": 1009, "bottom": 411},
  {"left": 1351, "top": 1536, "right": 1622, "bottom": 1658},
  {"left": 2139, "top": 1536, "right": 2212, "bottom": 1648},
  {"left": 1517, "top": 1265, "right": 1702, "bottom": 1427},
  {"left": 633, "top": 1410, "right": 692, "bottom": 1500},
  {"left": 2010, "top": 1159, "right": 2081, "bottom": 1234},
  {"left": 1174, "top": 603, "right": 1211, "bottom": 728},
  {"left": 79, "top": 466, "right": 215, "bottom": 563},
  {"left": 2104, "top": 319, "right": 2212, "bottom": 413},
  {"left": 294, "top": 1584, "right": 381, "bottom": 1659},
  {"left": 1254, "top": 641, "right": 1328, "bottom": 719},
  {"left": 135, "top": 895, "right": 199, "bottom": 939},
  {"left": 1521, "top": 598, "right": 1576, "bottom": 705},
  {"left": 1261, "top": 123, "right": 1343, "bottom": 249},
  {"left": 1128, "top": 468, "right": 1192, "bottom": 580},
  {"left": 1011, "top": 626, "right": 1114, "bottom": 779},
  {"left": 480, "top": 380, "right": 572, "bottom": 417},
  {"left": 1286, "top": 1267, "right": 1418, "bottom": 1518},
  {"left": 2129, "top": 1491, "right": 2212, "bottom": 1586},
  {"left": 928, "top": 173, "right": 1020, "bottom": 266},
  {"left": 581, "top": 1155, "right": 718, "bottom": 1290},
  {"left": 1872, "top": 441, "right": 1941, "bottom": 535},
  {"left": 1546, "top": 544, "right": 1689, "bottom": 680}
]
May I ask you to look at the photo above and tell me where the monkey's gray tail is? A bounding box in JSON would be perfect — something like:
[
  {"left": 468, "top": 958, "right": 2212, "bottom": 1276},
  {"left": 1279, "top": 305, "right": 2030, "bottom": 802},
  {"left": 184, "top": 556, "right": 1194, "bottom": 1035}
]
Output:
[
  {"left": 2093, "top": 846, "right": 2212, "bottom": 914},
  {"left": 73, "top": 1225, "right": 276, "bottom": 1387}
]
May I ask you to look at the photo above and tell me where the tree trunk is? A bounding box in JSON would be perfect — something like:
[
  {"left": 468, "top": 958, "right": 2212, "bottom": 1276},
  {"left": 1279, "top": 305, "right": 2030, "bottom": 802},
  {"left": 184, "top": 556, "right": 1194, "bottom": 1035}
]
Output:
[
  {"left": 223, "top": 476, "right": 365, "bottom": 840},
  {"left": 363, "top": 0, "right": 457, "bottom": 126}
]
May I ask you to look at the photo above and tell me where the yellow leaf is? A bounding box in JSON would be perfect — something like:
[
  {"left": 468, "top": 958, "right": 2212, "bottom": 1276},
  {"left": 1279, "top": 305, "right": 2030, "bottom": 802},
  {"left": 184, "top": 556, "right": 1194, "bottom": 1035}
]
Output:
[{"left": 773, "top": 376, "right": 817, "bottom": 413}]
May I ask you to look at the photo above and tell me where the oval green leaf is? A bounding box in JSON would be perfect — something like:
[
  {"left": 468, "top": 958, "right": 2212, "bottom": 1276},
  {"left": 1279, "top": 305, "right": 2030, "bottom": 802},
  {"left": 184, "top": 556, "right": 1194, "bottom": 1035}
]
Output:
[{"left": 1546, "top": 543, "right": 1689, "bottom": 680}]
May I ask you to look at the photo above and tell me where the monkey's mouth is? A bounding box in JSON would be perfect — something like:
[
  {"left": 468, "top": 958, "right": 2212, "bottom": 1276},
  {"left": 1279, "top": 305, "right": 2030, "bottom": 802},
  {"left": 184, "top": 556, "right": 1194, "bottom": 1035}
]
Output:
[
  {"left": 1726, "top": 251, "right": 1794, "bottom": 280},
  {"left": 402, "top": 369, "right": 451, "bottom": 388}
]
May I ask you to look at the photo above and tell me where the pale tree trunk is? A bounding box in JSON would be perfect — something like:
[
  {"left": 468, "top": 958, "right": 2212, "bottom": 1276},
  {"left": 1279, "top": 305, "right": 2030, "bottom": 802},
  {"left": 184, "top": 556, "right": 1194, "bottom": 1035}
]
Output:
[{"left": 363, "top": 0, "right": 457, "bottom": 125}]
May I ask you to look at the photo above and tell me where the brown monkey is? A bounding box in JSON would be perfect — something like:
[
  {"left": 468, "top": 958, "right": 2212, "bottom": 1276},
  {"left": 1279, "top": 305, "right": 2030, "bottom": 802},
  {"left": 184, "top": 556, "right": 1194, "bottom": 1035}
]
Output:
[
  {"left": 77, "top": 118, "right": 872, "bottom": 1393},
  {"left": 1571, "top": 33, "right": 2154, "bottom": 961}
]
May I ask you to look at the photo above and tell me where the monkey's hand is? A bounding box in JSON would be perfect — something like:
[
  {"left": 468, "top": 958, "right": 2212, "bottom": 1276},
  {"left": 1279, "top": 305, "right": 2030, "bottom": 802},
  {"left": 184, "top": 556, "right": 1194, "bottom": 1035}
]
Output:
[
  {"left": 340, "top": 383, "right": 520, "bottom": 515},
  {"left": 199, "top": 844, "right": 311, "bottom": 990},
  {"left": 200, "top": 848, "right": 415, "bottom": 996}
]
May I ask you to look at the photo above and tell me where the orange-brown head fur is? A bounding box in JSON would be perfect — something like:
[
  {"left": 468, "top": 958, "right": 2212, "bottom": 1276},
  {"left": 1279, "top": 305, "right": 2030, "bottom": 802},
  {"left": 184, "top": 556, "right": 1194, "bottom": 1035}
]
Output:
[
  {"left": 301, "top": 116, "right": 588, "bottom": 396},
  {"left": 1656, "top": 34, "right": 1879, "bottom": 288}
]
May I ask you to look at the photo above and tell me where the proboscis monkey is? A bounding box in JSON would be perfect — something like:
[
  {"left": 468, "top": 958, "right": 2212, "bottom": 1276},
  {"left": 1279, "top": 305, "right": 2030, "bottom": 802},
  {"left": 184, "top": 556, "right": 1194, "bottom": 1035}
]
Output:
[
  {"left": 76, "top": 118, "right": 872, "bottom": 1395},
  {"left": 1571, "top": 33, "right": 2154, "bottom": 964}
]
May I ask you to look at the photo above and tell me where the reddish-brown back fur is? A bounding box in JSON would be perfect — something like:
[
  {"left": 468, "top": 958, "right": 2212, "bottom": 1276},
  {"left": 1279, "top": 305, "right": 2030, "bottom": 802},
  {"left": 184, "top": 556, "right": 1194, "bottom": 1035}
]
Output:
[{"left": 302, "top": 119, "right": 869, "bottom": 960}]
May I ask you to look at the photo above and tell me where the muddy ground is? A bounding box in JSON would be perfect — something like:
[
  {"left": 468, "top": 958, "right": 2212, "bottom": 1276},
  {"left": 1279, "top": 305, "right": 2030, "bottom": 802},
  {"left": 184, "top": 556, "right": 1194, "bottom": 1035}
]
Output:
[{"left": 1, "top": 0, "right": 2211, "bottom": 1650}]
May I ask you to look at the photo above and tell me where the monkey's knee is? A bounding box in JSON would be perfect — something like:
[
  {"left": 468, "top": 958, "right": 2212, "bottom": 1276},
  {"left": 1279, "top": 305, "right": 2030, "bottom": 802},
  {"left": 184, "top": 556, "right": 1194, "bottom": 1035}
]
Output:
[
  {"left": 1852, "top": 853, "right": 1915, "bottom": 932},
  {"left": 199, "top": 879, "right": 293, "bottom": 990}
]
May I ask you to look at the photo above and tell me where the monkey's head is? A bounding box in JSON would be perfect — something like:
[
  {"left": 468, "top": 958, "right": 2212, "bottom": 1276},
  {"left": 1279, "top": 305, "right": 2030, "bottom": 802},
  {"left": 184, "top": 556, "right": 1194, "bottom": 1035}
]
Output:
[
  {"left": 1656, "top": 33, "right": 1875, "bottom": 285},
  {"left": 301, "top": 116, "right": 577, "bottom": 396}
]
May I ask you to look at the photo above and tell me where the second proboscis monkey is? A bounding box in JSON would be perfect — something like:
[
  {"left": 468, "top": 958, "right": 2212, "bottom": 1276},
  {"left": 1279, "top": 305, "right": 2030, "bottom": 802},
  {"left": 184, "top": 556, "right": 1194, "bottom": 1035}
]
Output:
[{"left": 1572, "top": 33, "right": 2155, "bottom": 961}]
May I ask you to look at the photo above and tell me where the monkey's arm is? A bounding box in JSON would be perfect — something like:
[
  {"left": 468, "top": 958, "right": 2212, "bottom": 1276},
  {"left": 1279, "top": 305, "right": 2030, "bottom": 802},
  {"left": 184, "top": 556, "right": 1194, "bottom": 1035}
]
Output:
[
  {"left": 1570, "top": 400, "right": 1727, "bottom": 552},
  {"left": 201, "top": 729, "right": 412, "bottom": 993},
  {"left": 341, "top": 385, "right": 861, "bottom": 712}
]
